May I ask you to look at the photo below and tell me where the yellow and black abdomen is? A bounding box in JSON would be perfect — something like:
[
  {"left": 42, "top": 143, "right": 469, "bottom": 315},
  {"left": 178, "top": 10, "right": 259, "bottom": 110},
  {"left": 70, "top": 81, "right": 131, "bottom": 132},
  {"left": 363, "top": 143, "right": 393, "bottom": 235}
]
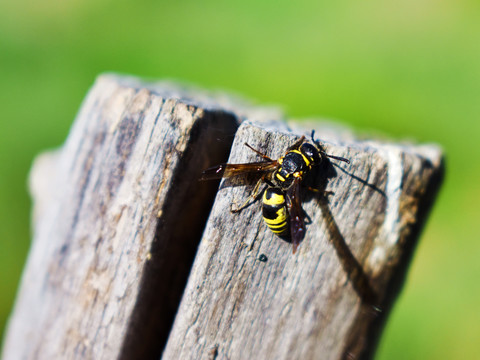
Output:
[{"left": 262, "top": 187, "right": 289, "bottom": 236}]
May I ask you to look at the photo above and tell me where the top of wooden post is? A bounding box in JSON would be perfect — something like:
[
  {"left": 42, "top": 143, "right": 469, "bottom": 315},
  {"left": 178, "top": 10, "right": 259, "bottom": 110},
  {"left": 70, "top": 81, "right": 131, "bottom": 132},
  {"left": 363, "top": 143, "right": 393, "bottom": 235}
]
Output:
[{"left": 2, "top": 74, "right": 444, "bottom": 360}]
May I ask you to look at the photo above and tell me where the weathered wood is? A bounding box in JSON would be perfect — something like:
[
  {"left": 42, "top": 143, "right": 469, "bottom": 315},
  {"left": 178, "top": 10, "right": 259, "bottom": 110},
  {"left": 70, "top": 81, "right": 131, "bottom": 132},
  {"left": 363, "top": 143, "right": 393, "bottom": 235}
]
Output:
[
  {"left": 162, "top": 123, "right": 444, "bottom": 360},
  {"left": 1, "top": 74, "right": 252, "bottom": 359},
  {"left": 2, "top": 73, "right": 444, "bottom": 360}
]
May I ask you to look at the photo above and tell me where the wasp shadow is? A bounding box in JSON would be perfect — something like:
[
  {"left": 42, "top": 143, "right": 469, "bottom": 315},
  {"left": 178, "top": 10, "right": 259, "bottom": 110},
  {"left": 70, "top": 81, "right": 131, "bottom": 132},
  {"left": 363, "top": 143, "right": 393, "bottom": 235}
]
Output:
[
  {"left": 305, "top": 157, "right": 379, "bottom": 307},
  {"left": 332, "top": 162, "right": 386, "bottom": 198}
]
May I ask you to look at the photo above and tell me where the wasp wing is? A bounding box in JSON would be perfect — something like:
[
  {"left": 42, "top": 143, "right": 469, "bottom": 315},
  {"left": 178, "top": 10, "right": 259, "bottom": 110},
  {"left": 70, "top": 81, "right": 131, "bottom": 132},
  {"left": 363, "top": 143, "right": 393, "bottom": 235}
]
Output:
[
  {"left": 200, "top": 161, "right": 278, "bottom": 181},
  {"left": 287, "top": 178, "right": 305, "bottom": 253}
]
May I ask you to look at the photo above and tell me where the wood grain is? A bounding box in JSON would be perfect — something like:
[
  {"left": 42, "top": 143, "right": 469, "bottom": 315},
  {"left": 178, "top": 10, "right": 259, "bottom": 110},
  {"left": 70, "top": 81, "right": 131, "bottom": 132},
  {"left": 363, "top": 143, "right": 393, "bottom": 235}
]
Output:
[
  {"left": 162, "top": 123, "right": 444, "bottom": 360},
  {"left": 2, "top": 74, "right": 241, "bottom": 360}
]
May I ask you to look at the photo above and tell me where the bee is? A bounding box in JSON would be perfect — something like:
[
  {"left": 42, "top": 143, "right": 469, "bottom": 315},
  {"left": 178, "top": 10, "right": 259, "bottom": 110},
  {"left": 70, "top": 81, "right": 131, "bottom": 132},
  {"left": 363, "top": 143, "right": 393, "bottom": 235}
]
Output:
[{"left": 200, "top": 130, "right": 350, "bottom": 253}]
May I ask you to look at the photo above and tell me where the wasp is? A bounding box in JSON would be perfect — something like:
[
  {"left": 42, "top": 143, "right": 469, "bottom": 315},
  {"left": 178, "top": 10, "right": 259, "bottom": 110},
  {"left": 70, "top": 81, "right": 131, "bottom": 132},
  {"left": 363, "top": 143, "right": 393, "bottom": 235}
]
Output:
[{"left": 200, "top": 130, "right": 350, "bottom": 253}]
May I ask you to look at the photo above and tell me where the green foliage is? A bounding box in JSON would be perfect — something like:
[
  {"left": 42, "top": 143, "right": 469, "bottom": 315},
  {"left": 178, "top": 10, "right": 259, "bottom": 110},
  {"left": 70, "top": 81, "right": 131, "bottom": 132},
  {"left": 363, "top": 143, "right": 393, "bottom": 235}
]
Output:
[{"left": 1, "top": 1, "right": 479, "bottom": 358}]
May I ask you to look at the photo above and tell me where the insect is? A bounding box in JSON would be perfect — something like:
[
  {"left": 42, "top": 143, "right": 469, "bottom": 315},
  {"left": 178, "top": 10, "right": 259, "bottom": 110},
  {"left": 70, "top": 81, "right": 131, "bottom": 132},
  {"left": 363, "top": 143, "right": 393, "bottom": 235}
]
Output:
[{"left": 200, "top": 130, "right": 350, "bottom": 253}]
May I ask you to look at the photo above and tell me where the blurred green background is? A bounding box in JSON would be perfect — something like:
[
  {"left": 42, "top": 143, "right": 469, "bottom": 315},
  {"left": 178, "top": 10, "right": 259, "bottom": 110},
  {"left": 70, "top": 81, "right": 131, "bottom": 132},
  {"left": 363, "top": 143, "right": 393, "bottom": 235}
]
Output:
[{"left": 1, "top": 0, "right": 479, "bottom": 358}]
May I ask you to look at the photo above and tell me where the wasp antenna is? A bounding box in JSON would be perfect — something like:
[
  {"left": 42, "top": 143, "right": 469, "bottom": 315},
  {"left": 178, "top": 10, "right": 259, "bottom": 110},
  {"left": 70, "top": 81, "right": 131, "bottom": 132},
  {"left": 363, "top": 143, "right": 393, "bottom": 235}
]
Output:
[
  {"left": 310, "top": 130, "right": 325, "bottom": 153},
  {"left": 324, "top": 153, "right": 350, "bottom": 164},
  {"left": 244, "top": 143, "right": 274, "bottom": 161}
]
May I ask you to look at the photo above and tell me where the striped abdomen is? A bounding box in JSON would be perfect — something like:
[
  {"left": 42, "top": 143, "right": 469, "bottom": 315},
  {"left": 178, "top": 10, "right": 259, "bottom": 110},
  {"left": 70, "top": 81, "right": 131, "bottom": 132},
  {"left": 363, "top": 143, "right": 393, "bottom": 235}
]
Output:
[{"left": 262, "top": 187, "right": 289, "bottom": 236}]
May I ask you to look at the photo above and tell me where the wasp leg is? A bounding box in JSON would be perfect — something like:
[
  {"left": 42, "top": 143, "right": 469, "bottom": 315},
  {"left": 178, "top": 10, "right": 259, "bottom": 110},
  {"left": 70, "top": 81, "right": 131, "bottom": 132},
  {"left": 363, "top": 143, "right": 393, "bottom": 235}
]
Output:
[
  {"left": 243, "top": 143, "right": 274, "bottom": 162},
  {"left": 287, "top": 135, "right": 306, "bottom": 151},
  {"left": 231, "top": 178, "right": 266, "bottom": 213},
  {"left": 306, "top": 186, "right": 334, "bottom": 197}
]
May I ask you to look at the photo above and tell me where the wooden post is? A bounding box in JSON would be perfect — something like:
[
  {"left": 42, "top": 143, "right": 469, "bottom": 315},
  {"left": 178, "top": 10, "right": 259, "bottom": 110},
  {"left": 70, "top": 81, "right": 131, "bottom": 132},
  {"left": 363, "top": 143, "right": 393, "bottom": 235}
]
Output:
[
  {"left": 1, "top": 74, "right": 242, "bottom": 359},
  {"left": 2, "top": 74, "right": 444, "bottom": 360},
  {"left": 162, "top": 123, "right": 443, "bottom": 359}
]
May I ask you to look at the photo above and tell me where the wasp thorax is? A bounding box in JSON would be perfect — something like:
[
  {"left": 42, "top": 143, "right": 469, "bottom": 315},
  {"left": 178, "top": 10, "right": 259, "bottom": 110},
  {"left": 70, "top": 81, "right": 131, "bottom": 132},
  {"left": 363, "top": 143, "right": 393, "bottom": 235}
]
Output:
[
  {"left": 282, "top": 152, "right": 306, "bottom": 173},
  {"left": 274, "top": 151, "right": 306, "bottom": 188}
]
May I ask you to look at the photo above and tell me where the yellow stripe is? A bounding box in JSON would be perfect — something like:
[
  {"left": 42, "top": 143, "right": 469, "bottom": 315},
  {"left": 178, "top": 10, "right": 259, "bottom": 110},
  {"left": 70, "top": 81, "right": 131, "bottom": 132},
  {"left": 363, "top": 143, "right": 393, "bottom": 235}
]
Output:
[
  {"left": 270, "top": 222, "right": 288, "bottom": 230},
  {"left": 264, "top": 217, "right": 287, "bottom": 226},
  {"left": 291, "top": 149, "right": 311, "bottom": 167},
  {"left": 270, "top": 227, "right": 287, "bottom": 234},
  {"left": 263, "top": 208, "right": 287, "bottom": 225},
  {"left": 263, "top": 191, "right": 285, "bottom": 206},
  {"left": 269, "top": 223, "right": 287, "bottom": 230}
]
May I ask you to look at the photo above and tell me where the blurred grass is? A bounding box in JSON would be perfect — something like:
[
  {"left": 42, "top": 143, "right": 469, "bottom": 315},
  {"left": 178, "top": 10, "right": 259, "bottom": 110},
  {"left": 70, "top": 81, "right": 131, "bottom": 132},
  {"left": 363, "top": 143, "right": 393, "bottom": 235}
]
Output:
[{"left": 0, "top": 0, "right": 479, "bottom": 358}]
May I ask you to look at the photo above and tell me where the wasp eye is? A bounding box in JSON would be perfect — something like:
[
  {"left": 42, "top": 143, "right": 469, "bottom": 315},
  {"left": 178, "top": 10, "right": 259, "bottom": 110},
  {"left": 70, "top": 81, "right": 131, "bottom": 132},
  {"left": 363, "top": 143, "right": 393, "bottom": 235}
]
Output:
[{"left": 300, "top": 143, "right": 320, "bottom": 164}]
